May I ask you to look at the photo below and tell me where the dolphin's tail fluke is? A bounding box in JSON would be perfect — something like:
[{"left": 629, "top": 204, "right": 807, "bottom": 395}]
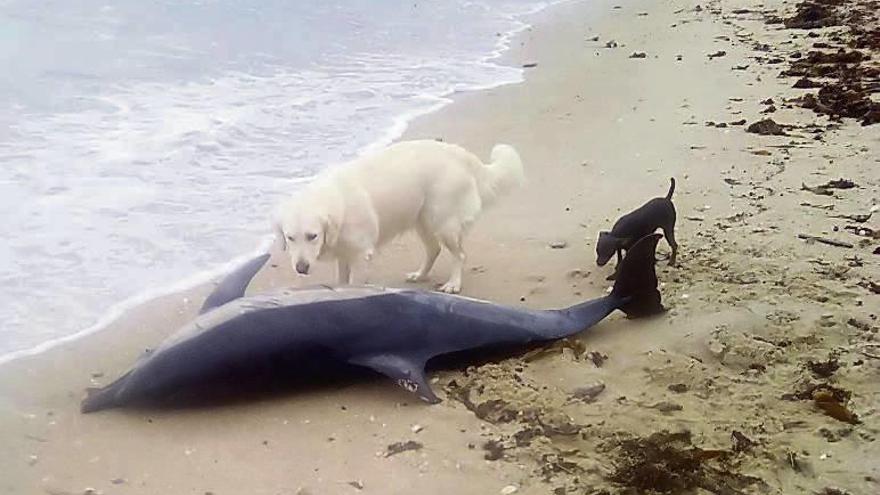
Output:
[
  {"left": 80, "top": 369, "right": 133, "bottom": 413},
  {"left": 611, "top": 233, "right": 665, "bottom": 318},
  {"left": 199, "top": 252, "right": 271, "bottom": 314}
]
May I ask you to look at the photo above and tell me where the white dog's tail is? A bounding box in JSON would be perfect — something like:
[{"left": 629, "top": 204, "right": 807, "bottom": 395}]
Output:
[{"left": 477, "top": 144, "right": 525, "bottom": 207}]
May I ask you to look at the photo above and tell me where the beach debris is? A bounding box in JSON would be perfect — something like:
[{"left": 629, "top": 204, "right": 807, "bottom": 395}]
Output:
[
  {"left": 800, "top": 201, "right": 834, "bottom": 210},
  {"left": 605, "top": 40, "right": 619, "bottom": 48},
  {"left": 785, "top": 383, "right": 860, "bottom": 424},
  {"left": 385, "top": 440, "right": 423, "bottom": 457},
  {"left": 346, "top": 481, "right": 364, "bottom": 490},
  {"left": 587, "top": 351, "right": 607, "bottom": 367},
  {"left": 411, "top": 424, "right": 424, "bottom": 433},
  {"left": 629, "top": 51, "right": 647, "bottom": 58},
  {"left": 522, "top": 62, "right": 538, "bottom": 68},
  {"left": 770, "top": 0, "right": 880, "bottom": 126},
  {"left": 784, "top": 2, "right": 841, "bottom": 29},
  {"left": 549, "top": 240, "right": 568, "bottom": 249},
  {"left": 801, "top": 178, "right": 857, "bottom": 195},
  {"left": 539, "top": 452, "right": 582, "bottom": 481},
  {"left": 807, "top": 357, "right": 840, "bottom": 378},
  {"left": 813, "top": 389, "right": 860, "bottom": 424},
  {"left": 816, "top": 489, "right": 852, "bottom": 495},
  {"left": 793, "top": 77, "right": 823, "bottom": 88},
  {"left": 746, "top": 118, "right": 787, "bottom": 135},
  {"left": 668, "top": 383, "right": 688, "bottom": 393},
  {"left": 844, "top": 225, "right": 880, "bottom": 239},
  {"left": 831, "top": 212, "right": 872, "bottom": 223},
  {"left": 570, "top": 382, "right": 606, "bottom": 403},
  {"left": 707, "top": 50, "right": 727, "bottom": 59},
  {"left": 733, "top": 64, "right": 749, "bottom": 70},
  {"left": 729, "top": 119, "right": 747, "bottom": 126},
  {"left": 650, "top": 401, "right": 683, "bottom": 412},
  {"left": 607, "top": 430, "right": 763, "bottom": 493},
  {"left": 500, "top": 485, "right": 519, "bottom": 495},
  {"left": 730, "top": 431, "right": 754, "bottom": 452},
  {"left": 797, "top": 234, "right": 853, "bottom": 248},
  {"left": 861, "top": 343, "right": 880, "bottom": 359},
  {"left": 588, "top": 35, "right": 600, "bottom": 41},
  {"left": 483, "top": 439, "right": 506, "bottom": 460},
  {"left": 859, "top": 280, "right": 880, "bottom": 294},
  {"left": 786, "top": 450, "right": 805, "bottom": 472},
  {"left": 801, "top": 83, "right": 880, "bottom": 126}
]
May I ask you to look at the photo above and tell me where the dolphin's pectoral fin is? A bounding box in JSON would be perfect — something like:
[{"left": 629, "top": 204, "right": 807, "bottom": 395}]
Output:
[{"left": 348, "top": 354, "right": 440, "bottom": 404}]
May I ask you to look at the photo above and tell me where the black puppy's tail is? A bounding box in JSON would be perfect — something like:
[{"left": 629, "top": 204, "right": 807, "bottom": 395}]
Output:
[
  {"left": 666, "top": 177, "right": 676, "bottom": 200},
  {"left": 611, "top": 233, "right": 665, "bottom": 318}
]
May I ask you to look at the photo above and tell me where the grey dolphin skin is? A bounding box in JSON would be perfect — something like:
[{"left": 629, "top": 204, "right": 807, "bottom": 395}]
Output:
[{"left": 81, "top": 234, "right": 664, "bottom": 413}]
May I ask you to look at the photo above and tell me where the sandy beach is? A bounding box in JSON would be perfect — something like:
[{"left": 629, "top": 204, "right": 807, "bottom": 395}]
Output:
[{"left": 2, "top": 0, "right": 878, "bottom": 493}]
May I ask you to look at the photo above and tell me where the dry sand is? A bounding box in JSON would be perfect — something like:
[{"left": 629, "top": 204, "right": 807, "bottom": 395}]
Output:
[{"left": 1, "top": 0, "right": 878, "bottom": 493}]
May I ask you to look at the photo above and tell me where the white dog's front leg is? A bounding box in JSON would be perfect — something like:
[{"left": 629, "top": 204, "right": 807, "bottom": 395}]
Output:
[{"left": 337, "top": 258, "right": 352, "bottom": 285}]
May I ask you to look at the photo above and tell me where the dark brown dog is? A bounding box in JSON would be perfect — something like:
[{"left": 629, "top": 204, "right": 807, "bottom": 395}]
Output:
[{"left": 596, "top": 178, "right": 677, "bottom": 279}]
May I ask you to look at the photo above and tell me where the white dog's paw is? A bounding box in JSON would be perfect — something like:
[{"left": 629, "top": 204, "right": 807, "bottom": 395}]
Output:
[
  {"left": 364, "top": 250, "right": 375, "bottom": 262},
  {"left": 438, "top": 281, "right": 461, "bottom": 294},
  {"left": 406, "top": 272, "right": 427, "bottom": 283}
]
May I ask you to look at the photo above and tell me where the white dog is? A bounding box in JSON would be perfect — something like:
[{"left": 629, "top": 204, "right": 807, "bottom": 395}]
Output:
[{"left": 274, "top": 139, "right": 524, "bottom": 293}]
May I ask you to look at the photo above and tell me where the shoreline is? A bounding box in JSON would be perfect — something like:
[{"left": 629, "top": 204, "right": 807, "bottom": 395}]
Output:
[
  {"left": 2, "top": 0, "right": 878, "bottom": 493},
  {"left": 0, "top": 0, "right": 569, "bottom": 366}
]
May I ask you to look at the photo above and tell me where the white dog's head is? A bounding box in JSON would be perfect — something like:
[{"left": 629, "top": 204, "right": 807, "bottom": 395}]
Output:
[{"left": 274, "top": 196, "right": 340, "bottom": 276}]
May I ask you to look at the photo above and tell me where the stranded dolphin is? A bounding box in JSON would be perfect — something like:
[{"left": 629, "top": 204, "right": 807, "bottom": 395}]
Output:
[{"left": 81, "top": 234, "right": 664, "bottom": 413}]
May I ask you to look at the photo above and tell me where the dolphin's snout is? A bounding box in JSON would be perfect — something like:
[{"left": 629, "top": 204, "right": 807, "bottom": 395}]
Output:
[{"left": 295, "top": 260, "right": 310, "bottom": 275}]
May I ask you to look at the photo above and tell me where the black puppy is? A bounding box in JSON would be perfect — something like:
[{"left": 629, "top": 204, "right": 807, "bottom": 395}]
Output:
[{"left": 596, "top": 178, "right": 677, "bottom": 279}]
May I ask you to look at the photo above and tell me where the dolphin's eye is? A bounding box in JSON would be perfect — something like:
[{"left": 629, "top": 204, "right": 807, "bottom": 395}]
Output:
[
  {"left": 306, "top": 233, "right": 318, "bottom": 242},
  {"left": 287, "top": 235, "right": 295, "bottom": 242}
]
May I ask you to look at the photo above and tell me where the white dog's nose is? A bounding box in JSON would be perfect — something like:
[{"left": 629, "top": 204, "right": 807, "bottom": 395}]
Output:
[{"left": 295, "top": 260, "right": 310, "bottom": 275}]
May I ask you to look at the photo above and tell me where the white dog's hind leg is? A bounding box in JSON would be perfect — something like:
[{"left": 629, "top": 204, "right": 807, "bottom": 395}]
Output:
[
  {"left": 406, "top": 223, "right": 441, "bottom": 282},
  {"left": 437, "top": 227, "right": 466, "bottom": 294}
]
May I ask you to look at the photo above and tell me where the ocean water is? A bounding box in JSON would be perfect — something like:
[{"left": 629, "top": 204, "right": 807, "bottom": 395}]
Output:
[{"left": 0, "top": 0, "right": 556, "bottom": 361}]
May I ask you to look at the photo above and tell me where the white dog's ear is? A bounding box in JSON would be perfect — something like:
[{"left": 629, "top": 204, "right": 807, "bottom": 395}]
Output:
[
  {"left": 320, "top": 213, "right": 340, "bottom": 250},
  {"left": 273, "top": 220, "right": 287, "bottom": 251}
]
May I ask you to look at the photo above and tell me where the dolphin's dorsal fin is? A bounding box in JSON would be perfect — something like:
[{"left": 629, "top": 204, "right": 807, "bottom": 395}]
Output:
[
  {"left": 199, "top": 253, "right": 271, "bottom": 314},
  {"left": 348, "top": 354, "right": 439, "bottom": 404}
]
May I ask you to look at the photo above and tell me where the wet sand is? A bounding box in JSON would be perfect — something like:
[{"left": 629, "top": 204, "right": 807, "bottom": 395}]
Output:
[{"left": 1, "top": 0, "right": 878, "bottom": 493}]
